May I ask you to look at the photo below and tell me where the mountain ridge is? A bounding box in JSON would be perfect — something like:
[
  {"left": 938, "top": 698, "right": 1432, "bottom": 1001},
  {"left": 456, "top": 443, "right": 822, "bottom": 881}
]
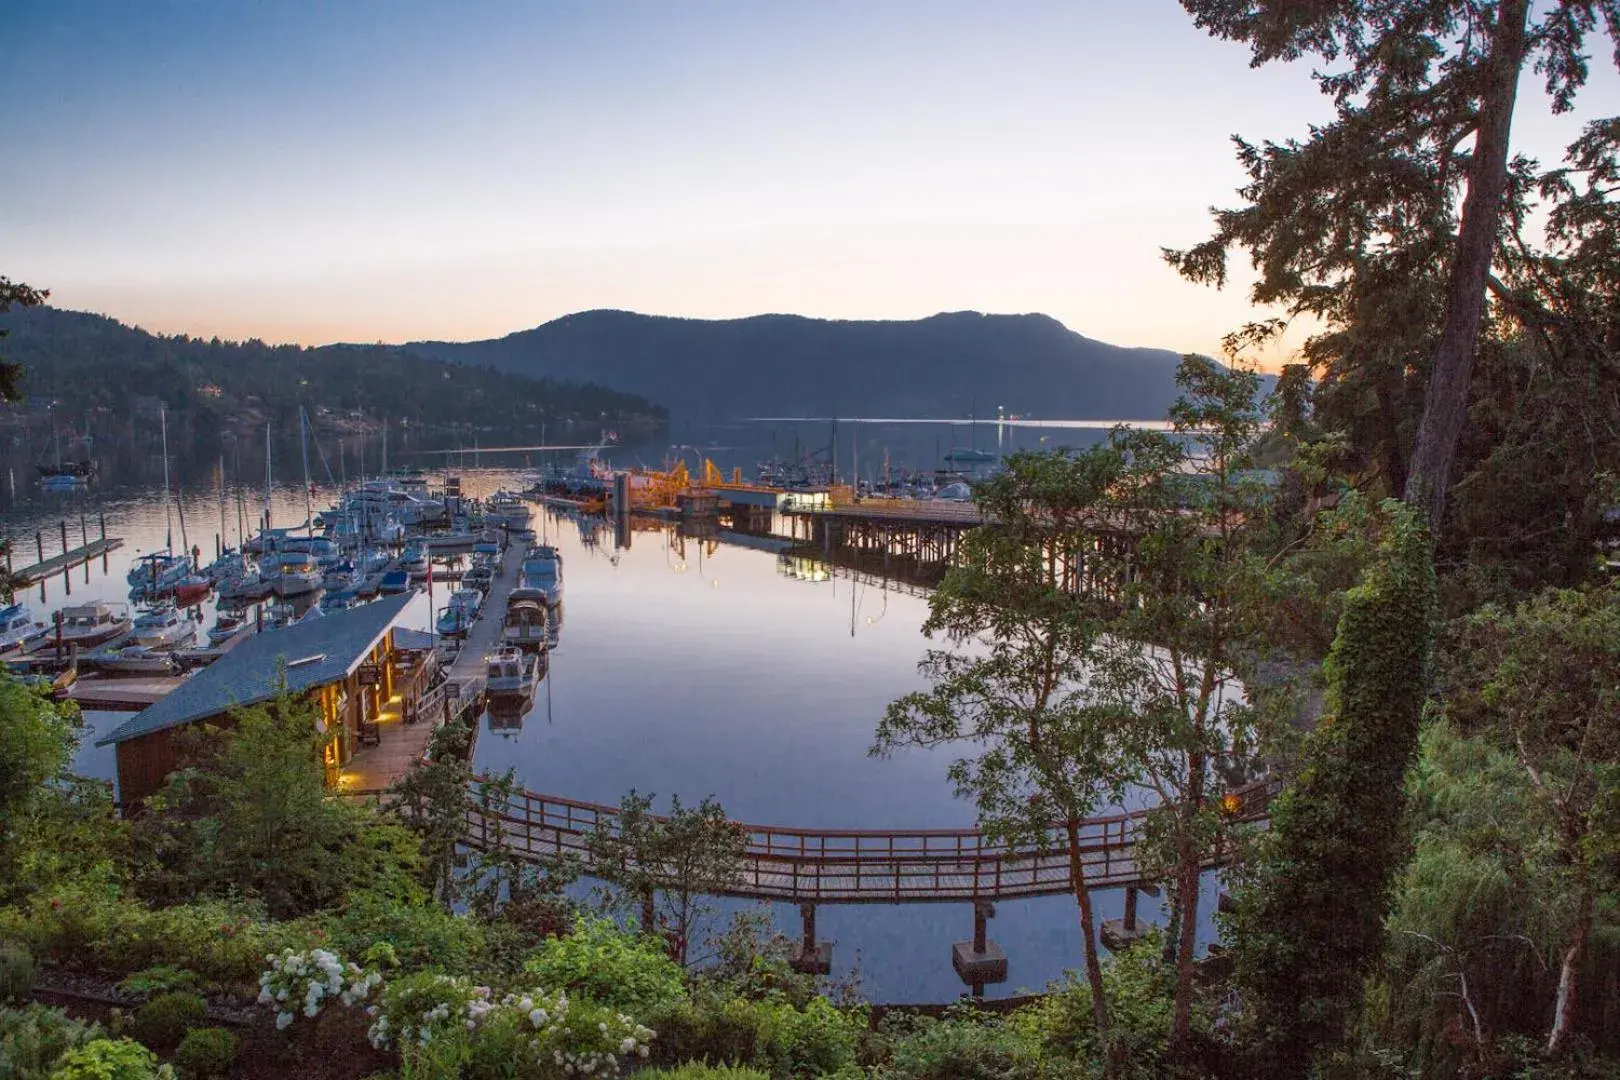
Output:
[{"left": 406, "top": 309, "right": 1193, "bottom": 424}]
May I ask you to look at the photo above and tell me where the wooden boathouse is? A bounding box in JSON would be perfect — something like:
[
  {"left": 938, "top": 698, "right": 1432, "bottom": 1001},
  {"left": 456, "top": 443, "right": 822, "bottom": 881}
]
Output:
[{"left": 96, "top": 593, "right": 428, "bottom": 805}]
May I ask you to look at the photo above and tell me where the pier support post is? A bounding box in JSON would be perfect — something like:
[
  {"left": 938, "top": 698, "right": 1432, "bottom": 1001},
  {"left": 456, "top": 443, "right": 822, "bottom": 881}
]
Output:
[
  {"left": 790, "top": 902, "right": 833, "bottom": 976},
  {"left": 59, "top": 520, "right": 68, "bottom": 556},
  {"left": 1102, "top": 884, "right": 1159, "bottom": 953},
  {"left": 36, "top": 531, "right": 43, "bottom": 565},
  {"left": 952, "top": 901, "right": 1007, "bottom": 998}
]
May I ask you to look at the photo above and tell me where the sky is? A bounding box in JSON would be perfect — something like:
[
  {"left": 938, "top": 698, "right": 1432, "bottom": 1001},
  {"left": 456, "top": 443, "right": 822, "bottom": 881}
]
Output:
[{"left": 2, "top": 1, "right": 1615, "bottom": 365}]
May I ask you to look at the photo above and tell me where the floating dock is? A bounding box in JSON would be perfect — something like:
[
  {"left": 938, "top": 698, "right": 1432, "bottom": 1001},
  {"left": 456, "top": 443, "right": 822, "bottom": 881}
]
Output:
[
  {"left": 61, "top": 672, "right": 191, "bottom": 711},
  {"left": 12, "top": 538, "right": 125, "bottom": 585}
]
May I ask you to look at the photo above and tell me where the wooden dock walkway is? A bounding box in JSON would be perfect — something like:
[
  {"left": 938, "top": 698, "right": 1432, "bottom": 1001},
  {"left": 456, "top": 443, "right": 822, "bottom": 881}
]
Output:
[
  {"left": 464, "top": 779, "right": 1278, "bottom": 905},
  {"left": 61, "top": 672, "right": 190, "bottom": 711},
  {"left": 13, "top": 538, "right": 125, "bottom": 585},
  {"left": 341, "top": 541, "right": 518, "bottom": 791}
]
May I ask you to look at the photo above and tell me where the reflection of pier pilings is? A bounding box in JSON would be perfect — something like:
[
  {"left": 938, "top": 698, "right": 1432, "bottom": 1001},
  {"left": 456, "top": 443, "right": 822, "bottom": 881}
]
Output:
[{"left": 777, "top": 550, "right": 942, "bottom": 598}]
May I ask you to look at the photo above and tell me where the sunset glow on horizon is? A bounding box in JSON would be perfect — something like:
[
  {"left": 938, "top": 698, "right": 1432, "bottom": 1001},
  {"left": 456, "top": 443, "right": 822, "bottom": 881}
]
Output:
[{"left": 4, "top": 1, "right": 1614, "bottom": 368}]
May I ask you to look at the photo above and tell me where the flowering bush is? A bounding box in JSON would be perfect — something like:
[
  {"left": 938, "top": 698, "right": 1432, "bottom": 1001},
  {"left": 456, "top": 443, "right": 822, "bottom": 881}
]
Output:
[
  {"left": 523, "top": 916, "right": 686, "bottom": 1015},
  {"left": 257, "top": 948, "right": 380, "bottom": 1032},
  {"left": 367, "top": 976, "right": 656, "bottom": 1079},
  {"left": 365, "top": 972, "right": 483, "bottom": 1050}
]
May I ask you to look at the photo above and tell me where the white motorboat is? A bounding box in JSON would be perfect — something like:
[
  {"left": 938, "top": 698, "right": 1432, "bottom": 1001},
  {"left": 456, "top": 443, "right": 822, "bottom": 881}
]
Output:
[
  {"left": 501, "top": 590, "right": 550, "bottom": 651},
  {"left": 484, "top": 646, "right": 539, "bottom": 699},
  {"left": 436, "top": 589, "right": 483, "bottom": 637},
  {"left": 272, "top": 552, "right": 322, "bottom": 597},
  {"left": 399, "top": 544, "right": 429, "bottom": 579},
  {"left": 130, "top": 605, "right": 196, "bottom": 649},
  {"left": 344, "top": 480, "right": 446, "bottom": 527},
  {"left": 202, "top": 548, "right": 252, "bottom": 583},
  {"left": 484, "top": 492, "right": 532, "bottom": 529},
  {"left": 89, "top": 644, "right": 181, "bottom": 675},
  {"left": 218, "top": 567, "right": 274, "bottom": 603},
  {"left": 519, "top": 544, "right": 563, "bottom": 606},
  {"left": 0, "top": 604, "right": 47, "bottom": 654},
  {"left": 57, "top": 601, "right": 133, "bottom": 649}
]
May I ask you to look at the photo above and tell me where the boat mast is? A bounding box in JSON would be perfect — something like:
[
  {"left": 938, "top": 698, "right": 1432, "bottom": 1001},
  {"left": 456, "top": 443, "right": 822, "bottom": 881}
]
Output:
[
  {"left": 160, "top": 404, "right": 173, "bottom": 551},
  {"left": 264, "top": 420, "right": 273, "bottom": 530},
  {"left": 218, "top": 454, "right": 227, "bottom": 556},
  {"left": 300, "top": 407, "right": 313, "bottom": 534},
  {"left": 382, "top": 420, "right": 388, "bottom": 479}
]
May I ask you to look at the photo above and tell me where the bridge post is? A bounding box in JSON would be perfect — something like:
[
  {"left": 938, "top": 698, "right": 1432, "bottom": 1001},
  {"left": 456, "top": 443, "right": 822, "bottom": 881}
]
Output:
[
  {"left": 1102, "top": 884, "right": 1159, "bottom": 953},
  {"left": 952, "top": 900, "right": 1007, "bottom": 998},
  {"left": 790, "top": 902, "right": 832, "bottom": 976}
]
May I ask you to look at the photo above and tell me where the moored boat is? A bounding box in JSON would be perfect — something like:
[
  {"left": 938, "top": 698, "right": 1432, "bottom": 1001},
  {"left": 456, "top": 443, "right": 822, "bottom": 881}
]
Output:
[
  {"left": 501, "top": 589, "right": 550, "bottom": 651},
  {"left": 87, "top": 644, "right": 181, "bottom": 675},
  {"left": 519, "top": 544, "right": 563, "bottom": 606},
  {"left": 130, "top": 604, "right": 196, "bottom": 649},
  {"left": 206, "top": 610, "right": 251, "bottom": 647},
  {"left": 271, "top": 552, "right": 322, "bottom": 597},
  {"left": 0, "top": 604, "right": 48, "bottom": 654},
  {"left": 57, "top": 601, "right": 133, "bottom": 649},
  {"left": 484, "top": 646, "right": 539, "bottom": 699},
  {"left": 127, "top": 551, "right": 191, "bottom": 596}
]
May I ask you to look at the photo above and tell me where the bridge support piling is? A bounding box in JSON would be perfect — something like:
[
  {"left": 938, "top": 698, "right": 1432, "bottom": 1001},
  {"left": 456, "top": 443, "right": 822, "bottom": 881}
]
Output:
[
  {"left": 790, "top": 902, "right": 833, "bottom": 976},
  {"left": 952, "top": 901, "right": 1007, "bottom": 998},
  {"left": 1102, "top": 884, "right": 1159, "bottom": 953}
]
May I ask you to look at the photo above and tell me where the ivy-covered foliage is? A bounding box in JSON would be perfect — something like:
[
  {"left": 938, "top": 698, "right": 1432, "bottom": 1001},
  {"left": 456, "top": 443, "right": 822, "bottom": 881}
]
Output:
[{"left": 1227, "top": 501, "right": 1437, "bottom": 1074}]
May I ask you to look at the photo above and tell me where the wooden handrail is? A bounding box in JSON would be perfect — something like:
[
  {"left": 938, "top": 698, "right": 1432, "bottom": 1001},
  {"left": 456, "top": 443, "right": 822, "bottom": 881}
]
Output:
[{"left": 459, "top": 777, "right": 1278, "bottom": 904}]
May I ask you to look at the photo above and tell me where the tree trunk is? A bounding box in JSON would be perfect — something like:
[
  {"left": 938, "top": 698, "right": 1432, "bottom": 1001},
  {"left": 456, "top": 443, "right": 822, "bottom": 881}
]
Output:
[
  {"left": 1547, "top": 872, "right": 1594, "bottom": 1056},
  {"left": 1403, "top": 0, "right": 1529, "bottom": 525},
  {"left": 1065, "top": 818, "right": 1113, "bottom": 1058},
  {"left": 1170, "top": 831, "right": 1202, "bottom": 1053}
]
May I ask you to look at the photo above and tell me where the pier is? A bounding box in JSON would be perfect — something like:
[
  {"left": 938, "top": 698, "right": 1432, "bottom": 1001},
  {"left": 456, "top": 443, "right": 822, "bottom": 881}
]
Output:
[
  {"left": 464, "top": 777, "right": 1276, "bottom": 990},
  {"left": 781, "top": 500, "right": 984, "bottom": 573}
]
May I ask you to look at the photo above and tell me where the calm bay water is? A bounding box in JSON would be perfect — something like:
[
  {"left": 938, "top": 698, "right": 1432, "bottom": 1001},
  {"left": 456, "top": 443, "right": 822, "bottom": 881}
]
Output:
[{"left": 4, "top": 461, "right": 1209, "bottom": 1003}]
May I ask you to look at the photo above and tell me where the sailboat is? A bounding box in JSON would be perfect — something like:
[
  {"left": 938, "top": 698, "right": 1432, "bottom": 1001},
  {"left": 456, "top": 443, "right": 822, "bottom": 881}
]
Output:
[
  {"left": 128, "top": 406, "right": 192, "bottom": 598},
  {"left": 38, "top": 407, "right": 90, "bottom": 488}
]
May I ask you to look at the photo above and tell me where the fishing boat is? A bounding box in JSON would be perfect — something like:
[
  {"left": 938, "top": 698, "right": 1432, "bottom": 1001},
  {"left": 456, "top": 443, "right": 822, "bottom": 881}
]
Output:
[
  {"left": 57, "top": 600, "right": 133, "bottom": 648},
  {"left": 436, "top": 589, "right": 483, "bottom": 637},
  {"left": 519, "top": 544, "right": 563, "bottom": 606},
  {"left": 88, "top": 644, "right": 181, "bottom": 675},
  {"left": 127, "top": 551, "right": 192, "bottom": 596},
  {"left": 130, "top": 605, "right": 196, "bottom": 649},
  {"left": 501, "top": 589, "right": 551, "bottom": 651},
  {"left": 271, "top": 551, "right": 322, "bottom": 597},
  {"left": 484, "top": 646, "right": 540, "bottom": 699},
  {"left": 0, "top": 604, "right": 47, "bottom": 654}
]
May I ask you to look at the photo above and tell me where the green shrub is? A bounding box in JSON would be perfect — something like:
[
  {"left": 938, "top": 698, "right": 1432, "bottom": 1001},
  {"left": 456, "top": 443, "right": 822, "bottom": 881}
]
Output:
[
  {"left": 1, "top": 884, "right": 280, "bottom": 985},
  {"left": 113, "top": 968, "right": 199, "bottom": 1003},
  {"left": 46, "top": 1037, "right": 174, "bottom": 1080},
  {"left": 645, "top": 992, "right": 764, "bottom": 1069},
  {"left": 0, "top": 942, "right": 35, "bottom": 1004},
  {"left": 0, "top": 1004, "right": 104, "bottom": 1080},
  {"left": 638, "top": 1068, "right": 771, "bottom": 1080},
  {"left": 755, "top": 996, "right": 864, "bottom": 1078},
  {"left": 129, "top": 993, "right": 205, "bottom": 1053},
  {"left": 879, "top": 1011, "right": 1045, "bottom": 1080},
  {"left": 647, "top": 990, "right": 863, "bottom": 1079},
  {"left": 170, "top": 1028, "right": 237, "bottom": 1080},
  {"left": 522, "top": 915, "right": 686, "bottom": 1014},
  {"left": 303, "top": 890, "right": 485, "bottom": 975}
]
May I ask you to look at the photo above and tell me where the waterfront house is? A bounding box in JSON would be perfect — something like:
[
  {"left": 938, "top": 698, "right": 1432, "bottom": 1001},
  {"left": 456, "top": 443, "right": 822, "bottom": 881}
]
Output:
[{"left": 97, "top": 593, "right": 427, "bottom": 805}]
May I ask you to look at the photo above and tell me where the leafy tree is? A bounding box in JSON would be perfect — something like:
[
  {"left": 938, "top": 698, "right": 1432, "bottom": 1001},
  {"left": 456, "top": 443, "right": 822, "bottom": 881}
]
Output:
[
  {"left": 585, "top": 791, "right": 747, "bottom": 965},
  {"left": 874, "top": 445, "right": 1137, "bottom": 1057},
  {"left": 390, "top": 722, "right": 477, "bottom": 904},
  {"left": 1168, "top": 0, "right": 1619, "bottom": 526},
  {"left": 1226, "top": 501, "right": 1436, "bottom": 1074},
  {"left": 129, "top": 687, "right": 369, "bottom": 919},
  {"left": 1439, "top": 583, "right": 1620, "bottom": 1057},
  {"left": 1369, "top": 720, "right": 1620, "bottom": 1075},
  {"left": 0, "top": 276, "right": 45, "bottom": 403},
  {"left": 0, "top": 675, "right": 80, "bottom": 902}
]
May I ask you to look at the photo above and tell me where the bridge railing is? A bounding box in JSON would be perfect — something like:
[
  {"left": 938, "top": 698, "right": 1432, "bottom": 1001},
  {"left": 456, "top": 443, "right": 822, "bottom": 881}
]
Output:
[{"left": 463, "top": 779, "right": 1277, "bottom": 904}]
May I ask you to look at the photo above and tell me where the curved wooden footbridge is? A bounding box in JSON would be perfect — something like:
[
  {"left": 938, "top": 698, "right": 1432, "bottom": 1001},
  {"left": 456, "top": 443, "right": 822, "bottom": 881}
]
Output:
[{"left": 464, "top": 778, "right": 1278, "bottom": 905}]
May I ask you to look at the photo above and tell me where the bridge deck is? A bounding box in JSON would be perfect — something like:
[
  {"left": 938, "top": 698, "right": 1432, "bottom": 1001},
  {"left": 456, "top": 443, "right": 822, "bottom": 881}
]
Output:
[{"left": 465, "top": 781, "right": 1274, "bottom": 904}]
